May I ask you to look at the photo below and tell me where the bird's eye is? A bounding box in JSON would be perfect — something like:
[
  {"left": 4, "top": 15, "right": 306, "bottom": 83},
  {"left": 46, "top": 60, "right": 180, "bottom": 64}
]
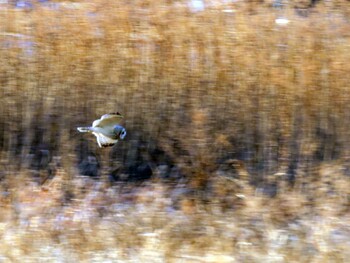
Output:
[{"left": 120, "top": 129, "right": 126, "bottom": 139}]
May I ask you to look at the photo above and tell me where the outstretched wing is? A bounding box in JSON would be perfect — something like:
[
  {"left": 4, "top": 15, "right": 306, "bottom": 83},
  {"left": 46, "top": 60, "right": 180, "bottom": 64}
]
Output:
[
  {"left": 92, "top": 112, "right": 123, "bottom": 128},
  {"left": 92, "top": 132, "right": 119, "bottom": 148}
]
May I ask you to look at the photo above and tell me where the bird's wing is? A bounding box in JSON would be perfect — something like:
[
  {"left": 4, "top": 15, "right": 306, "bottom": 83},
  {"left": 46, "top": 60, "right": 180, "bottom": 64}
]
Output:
[
  {"left": 92, "top": 132, "right": 118, "bottom": 148},
  {"left": 92, "top": 113, "right": 123, "bottom": 128}
]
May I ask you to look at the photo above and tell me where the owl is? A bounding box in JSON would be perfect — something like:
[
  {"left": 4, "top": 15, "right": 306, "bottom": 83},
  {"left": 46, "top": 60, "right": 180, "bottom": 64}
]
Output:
[{"left": 77, "top": 113, "right": 126, "bottom": 148}]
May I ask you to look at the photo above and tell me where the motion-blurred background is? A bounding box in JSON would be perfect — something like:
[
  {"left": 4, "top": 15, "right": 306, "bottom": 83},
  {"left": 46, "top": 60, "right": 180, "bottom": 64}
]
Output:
[{"left": 0, "top": 0, "right": 349, "bottom": 262}]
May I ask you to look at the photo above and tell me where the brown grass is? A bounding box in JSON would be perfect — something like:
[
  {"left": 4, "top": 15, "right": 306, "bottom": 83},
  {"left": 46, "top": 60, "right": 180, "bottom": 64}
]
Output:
[{"left": 0, "top": 1, "right": 349, "bottom": 262}]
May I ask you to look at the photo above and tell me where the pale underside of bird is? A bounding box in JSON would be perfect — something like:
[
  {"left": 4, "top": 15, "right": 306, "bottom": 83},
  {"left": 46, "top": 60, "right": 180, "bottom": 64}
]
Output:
[{"left": 77, "top": 113, "right": 127, "bottom": 148}]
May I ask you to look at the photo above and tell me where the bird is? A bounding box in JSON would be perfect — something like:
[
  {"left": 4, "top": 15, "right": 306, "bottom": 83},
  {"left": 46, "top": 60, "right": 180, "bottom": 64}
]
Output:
[{"left": 77, "top": 112, "right": 127, "bottom": 148}]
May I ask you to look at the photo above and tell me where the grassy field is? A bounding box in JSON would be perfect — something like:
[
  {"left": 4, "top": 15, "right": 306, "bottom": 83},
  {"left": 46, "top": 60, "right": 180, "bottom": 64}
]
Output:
[{"left": 0, "top": 0, "right": 349, "bottom": 262}]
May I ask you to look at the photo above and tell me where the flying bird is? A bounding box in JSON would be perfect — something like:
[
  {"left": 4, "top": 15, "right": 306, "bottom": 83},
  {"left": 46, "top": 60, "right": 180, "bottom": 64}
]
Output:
[{"left": 77, "top": 113, "right": 127, "bottom": 148}]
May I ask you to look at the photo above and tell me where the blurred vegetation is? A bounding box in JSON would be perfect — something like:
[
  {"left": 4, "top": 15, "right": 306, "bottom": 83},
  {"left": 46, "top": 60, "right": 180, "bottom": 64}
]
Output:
[{"left": 0, "top": 0, "right": 349, "bottom": 261}]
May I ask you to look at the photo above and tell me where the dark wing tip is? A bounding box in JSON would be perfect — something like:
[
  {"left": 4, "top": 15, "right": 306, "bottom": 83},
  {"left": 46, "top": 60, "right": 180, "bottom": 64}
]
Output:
[
  {"left": 100, "top": 143, "right": 116, "bottom": 148},
  {"left": 109, "top": 112, "right": 122, "bottom": 116}
]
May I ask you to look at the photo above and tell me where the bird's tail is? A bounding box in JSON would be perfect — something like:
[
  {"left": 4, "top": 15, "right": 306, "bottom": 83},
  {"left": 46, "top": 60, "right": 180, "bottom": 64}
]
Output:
[{"left": 77, "top": 127, "right": 92, "bottom": 133}]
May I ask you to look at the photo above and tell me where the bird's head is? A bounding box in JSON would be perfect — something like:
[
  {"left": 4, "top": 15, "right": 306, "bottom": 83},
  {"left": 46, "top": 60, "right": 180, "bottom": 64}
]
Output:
[{"left": 114, "top": 125, "right": 127, "bottom": 140}]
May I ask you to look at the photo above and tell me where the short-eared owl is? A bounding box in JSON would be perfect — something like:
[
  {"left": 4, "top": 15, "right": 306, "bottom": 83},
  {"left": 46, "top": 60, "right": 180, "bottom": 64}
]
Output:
[{"left": 77, "top": 113, "right": 126, "bottom": 148}]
